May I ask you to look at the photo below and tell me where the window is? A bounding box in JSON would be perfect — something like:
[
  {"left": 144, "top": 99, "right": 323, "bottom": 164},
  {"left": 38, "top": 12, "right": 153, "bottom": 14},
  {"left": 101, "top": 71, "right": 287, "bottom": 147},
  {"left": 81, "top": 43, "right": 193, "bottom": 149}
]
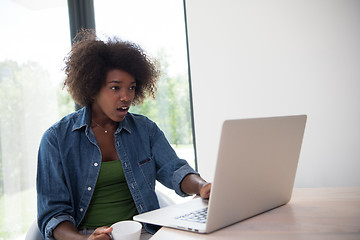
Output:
[
  {"left": 0, "top": 1, "right": 72, "bottom": 238},
  {"left": 94, "top": 0, "right": 196, "bottom": 169},
  {"left": 94, "top": 0, "right": 196, "bottom": 201},
  {"left": 0, "top": 0, "right": 195, "bottom": 238}
]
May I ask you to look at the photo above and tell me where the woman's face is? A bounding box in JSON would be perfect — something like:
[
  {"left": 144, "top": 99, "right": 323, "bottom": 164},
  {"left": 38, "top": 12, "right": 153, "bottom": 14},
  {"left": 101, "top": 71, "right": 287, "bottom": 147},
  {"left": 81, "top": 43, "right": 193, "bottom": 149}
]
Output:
[{"left": 92, "top": 69, "right": 136, "bottom": 122}]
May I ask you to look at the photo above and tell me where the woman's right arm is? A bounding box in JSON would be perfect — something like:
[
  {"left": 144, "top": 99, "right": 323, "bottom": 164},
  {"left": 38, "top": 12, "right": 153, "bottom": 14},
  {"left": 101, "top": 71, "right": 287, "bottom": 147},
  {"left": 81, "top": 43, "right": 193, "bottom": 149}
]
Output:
[
  {"left": 37, "top": 129, "right": 76, "bottom": 238},
  {"left": 37, "top": 129, "right": 111, "bottom": 240},
  {"left": 53, "top": 222, "right": 112, "bottom": 240}
]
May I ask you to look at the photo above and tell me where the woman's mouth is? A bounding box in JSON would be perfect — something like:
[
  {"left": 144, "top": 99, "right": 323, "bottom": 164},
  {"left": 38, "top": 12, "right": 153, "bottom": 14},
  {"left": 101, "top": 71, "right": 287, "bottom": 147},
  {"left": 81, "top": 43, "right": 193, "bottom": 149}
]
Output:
[{"left": 117, "top": 106, "right": 129, "bottom": 112}]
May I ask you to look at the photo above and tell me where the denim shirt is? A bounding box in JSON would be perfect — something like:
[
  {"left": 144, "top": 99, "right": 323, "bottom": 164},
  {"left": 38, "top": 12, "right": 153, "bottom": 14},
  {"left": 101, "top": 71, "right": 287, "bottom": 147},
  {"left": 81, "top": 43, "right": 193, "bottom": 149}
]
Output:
[{"left": 37, "top": 106, "right": 198, "bottom": 239}]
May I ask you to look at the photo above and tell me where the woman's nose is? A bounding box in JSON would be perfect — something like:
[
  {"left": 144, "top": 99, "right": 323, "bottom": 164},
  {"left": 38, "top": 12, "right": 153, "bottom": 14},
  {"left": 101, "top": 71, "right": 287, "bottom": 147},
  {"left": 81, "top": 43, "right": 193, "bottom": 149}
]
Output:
[{"left": 120, "top": 90, "right": 130, "bottom": 102}]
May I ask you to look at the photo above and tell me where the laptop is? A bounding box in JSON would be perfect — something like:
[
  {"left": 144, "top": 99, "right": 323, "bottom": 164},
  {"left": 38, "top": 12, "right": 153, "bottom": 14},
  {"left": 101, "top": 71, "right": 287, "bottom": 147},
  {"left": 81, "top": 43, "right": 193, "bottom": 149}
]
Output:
[{"left": 133, "top": 115, "right": 307, "bottom": 233}]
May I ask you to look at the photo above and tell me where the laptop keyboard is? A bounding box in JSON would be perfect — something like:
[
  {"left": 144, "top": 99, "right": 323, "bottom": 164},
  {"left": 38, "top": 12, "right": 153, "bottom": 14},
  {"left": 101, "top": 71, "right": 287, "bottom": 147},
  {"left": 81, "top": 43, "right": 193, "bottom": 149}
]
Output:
[{"left": 175, "top": 207, "right": 208, "bottom": 223}]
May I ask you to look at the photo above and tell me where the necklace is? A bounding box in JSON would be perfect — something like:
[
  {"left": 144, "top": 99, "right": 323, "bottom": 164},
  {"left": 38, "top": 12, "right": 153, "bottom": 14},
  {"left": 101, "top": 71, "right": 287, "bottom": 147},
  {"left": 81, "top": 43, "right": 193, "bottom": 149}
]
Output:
[{"left": 92, "top": 120, "right": 109, "bottom": 134}]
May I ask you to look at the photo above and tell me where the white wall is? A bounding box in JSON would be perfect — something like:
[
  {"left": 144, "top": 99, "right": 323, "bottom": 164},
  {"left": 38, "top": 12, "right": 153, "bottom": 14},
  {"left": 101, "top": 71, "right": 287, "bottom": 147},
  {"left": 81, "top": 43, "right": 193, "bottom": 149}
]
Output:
[{"left": 185, "top": 0, "right": 360, "bottom": 187}]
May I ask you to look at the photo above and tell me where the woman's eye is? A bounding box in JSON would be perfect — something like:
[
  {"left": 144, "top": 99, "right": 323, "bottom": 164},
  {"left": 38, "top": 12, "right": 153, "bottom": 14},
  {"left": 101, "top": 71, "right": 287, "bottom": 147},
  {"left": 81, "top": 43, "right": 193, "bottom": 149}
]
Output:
[
  {"left": 110, "top": 86, "right": 119, "bottom": 90},
  {"left": 130, "top": 86, "right": 136, "bottom": 90}
]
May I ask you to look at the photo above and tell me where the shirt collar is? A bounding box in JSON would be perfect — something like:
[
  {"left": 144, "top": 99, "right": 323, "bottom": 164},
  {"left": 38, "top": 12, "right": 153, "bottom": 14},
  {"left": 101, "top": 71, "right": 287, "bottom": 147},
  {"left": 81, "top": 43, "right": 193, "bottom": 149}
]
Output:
[
  {"left": 70, "top": 106, "right": 90, "bottom": 133},
  {"left": 72, "top": 106, "right": 132, "bottom": 134},
  {"left": 116, "top": 114, "right": 132, "bottom": 134}
]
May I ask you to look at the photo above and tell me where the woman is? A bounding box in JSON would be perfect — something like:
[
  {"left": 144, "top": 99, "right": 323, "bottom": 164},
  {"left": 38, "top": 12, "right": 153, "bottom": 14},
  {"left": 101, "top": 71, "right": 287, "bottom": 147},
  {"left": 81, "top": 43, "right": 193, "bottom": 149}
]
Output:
[{"left": 36, "top": 29, "right": 211, "bottom": 240}]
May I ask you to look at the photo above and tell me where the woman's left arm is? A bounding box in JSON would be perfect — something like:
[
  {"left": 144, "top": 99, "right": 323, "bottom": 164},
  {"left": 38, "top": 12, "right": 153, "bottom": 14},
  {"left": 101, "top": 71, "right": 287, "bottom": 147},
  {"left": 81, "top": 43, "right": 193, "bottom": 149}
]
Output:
[
  {"left": 147, "top": 118, "right": 211, "bottom": 198},
  {"left": 180, "top": 174, "right": 212, "bottom": 199}
]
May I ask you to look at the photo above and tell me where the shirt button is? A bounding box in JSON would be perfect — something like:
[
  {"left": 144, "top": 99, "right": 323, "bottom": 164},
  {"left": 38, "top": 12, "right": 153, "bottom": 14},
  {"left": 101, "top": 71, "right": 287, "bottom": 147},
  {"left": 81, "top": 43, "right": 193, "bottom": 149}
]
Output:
[
  {"left": 88, "top": 187, "right": 92, "bottom": 191},
  {"left": 94, "top": 163, "right": 98, "bottom": 167},
  {"left": 80, "top": 208, "right": 84, "bottom": 212}
]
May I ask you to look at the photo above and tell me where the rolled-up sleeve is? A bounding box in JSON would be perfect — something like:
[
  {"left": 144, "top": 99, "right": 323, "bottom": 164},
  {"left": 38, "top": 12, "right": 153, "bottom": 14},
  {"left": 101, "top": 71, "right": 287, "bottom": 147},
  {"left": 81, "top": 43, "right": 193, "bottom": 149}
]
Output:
[
  {"left": 172, "top": 164, "right": 199, "bottom": 197},
  {"left": 44, "top": 215, "right": 76, "bottom": 240}
]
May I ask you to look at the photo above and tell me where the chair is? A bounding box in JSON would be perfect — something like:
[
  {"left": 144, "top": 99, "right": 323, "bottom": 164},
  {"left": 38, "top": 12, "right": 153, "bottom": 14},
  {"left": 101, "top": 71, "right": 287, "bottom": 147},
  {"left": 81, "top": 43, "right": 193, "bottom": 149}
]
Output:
[
  {"left": 25, "top": 189, "right": 175, "bottom": 240},
  {"left": 25, "top": 220, "right": 42, "bottom": 240}
]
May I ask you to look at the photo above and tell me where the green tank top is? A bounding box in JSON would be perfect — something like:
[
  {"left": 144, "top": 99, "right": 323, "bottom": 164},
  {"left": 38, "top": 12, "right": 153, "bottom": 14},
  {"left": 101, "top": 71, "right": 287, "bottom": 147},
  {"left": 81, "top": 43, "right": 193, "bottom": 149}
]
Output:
[{"left": 79, "top": 160, "right": 138, "bottom": 228}]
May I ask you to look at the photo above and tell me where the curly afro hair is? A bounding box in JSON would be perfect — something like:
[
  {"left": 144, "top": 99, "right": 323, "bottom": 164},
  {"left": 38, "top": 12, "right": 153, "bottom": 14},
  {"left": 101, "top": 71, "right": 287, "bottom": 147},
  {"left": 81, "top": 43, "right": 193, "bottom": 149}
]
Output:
[{"left": 63, "top": 29, "right": 160, "bottom": 107}]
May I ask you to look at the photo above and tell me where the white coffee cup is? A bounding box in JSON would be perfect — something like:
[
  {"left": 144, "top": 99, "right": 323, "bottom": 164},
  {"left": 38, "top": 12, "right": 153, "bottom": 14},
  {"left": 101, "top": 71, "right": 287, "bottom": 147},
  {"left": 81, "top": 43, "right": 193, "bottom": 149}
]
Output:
[{"left": 110, "top": 220, "right": 142, "bottom": 240}]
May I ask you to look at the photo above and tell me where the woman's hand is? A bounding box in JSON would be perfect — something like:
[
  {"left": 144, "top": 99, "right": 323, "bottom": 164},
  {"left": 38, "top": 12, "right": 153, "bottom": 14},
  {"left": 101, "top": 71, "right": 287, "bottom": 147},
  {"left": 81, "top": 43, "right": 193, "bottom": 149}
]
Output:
[
  {"left": 87, "top": 226, "right": 113, "bottom": 240},
  {"left": 53, "top": 222, "right": 113, "bottom": 240},
  {"left": 199, "top": 182, "right": 212, "bottom": 199}
]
